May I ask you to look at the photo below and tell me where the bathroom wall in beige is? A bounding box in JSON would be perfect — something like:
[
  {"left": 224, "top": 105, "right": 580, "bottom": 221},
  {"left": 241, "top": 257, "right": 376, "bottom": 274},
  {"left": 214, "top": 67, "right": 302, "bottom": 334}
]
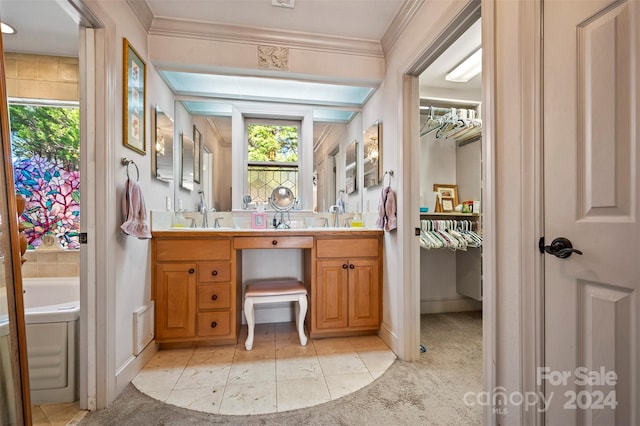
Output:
[
  {"left": 21, "top": 249, "right": 80, "bottom": 278},
  {"left": 4, "top": 53, "right": 79, "bottom": 101}
]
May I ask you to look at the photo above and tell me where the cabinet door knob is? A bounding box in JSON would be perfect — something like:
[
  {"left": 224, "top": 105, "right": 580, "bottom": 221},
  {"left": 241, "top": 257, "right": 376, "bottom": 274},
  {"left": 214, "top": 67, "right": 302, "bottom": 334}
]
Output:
[
  {"left": 211, "top": 294, "right": 218, "bottom": 301},
  {"left": 188, "top": 268, "right": 195, "bottom": 274},
  {"left": 210, "top": 321, "right": 217, "bottom": 328},
  {"left": 349, "top": 264, "right": 355, "bottom": 269},
  {"left": 342, "top": 264, "right": 348, "bottom": 269},
  {"left": 212, "top": 270, "right": 218, "bottom": 276},
  {"left": 272, "top": 240, "right": 278, "bottom": 245}
]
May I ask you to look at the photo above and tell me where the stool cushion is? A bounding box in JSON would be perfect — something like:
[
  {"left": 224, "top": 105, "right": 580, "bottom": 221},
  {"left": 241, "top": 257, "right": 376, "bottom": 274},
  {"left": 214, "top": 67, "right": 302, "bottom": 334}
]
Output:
[{"left": 245, "top": 280, "right": 307, "bottom": 297}]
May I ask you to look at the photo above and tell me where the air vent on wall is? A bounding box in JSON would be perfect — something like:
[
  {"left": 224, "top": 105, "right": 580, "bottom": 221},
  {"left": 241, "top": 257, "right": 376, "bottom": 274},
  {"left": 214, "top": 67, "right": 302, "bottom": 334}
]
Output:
[{"left": 272, "top": 0, "right": 295, "bottom": 9}]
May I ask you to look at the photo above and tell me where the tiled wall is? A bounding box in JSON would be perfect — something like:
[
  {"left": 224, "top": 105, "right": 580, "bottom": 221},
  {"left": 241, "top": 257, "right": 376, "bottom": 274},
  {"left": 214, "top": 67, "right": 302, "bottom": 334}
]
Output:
[
  {"left": 21, "top": 250, "right": 80, "bottom": 278},
  {"left": 4, "top": 53, "right": 79, "bottom": 101}
]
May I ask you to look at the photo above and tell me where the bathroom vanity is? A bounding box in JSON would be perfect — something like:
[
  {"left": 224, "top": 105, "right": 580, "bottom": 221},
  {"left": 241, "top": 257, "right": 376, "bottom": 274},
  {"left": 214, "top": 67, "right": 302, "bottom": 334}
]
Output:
[{"left": 151, "top": 228, "right": 383, "bottom": 347}]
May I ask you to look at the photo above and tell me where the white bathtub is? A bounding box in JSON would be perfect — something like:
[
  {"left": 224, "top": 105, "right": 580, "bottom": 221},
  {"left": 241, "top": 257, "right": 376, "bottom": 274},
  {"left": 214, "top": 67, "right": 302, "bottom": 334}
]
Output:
[{"left": 22, "top": 276, "right": 79, "bottom": 404}]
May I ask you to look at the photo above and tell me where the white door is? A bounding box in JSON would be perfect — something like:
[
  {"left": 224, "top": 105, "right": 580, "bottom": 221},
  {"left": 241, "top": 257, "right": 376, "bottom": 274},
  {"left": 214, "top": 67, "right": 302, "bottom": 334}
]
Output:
[{"left": 543, "top": 0, "right": 639, "bottom": 424}]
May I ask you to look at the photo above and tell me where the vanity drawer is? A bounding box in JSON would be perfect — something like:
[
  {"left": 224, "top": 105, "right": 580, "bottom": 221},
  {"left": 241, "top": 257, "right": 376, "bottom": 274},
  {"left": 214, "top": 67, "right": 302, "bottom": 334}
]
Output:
[
  {"left": 156, "top": 239, "right": 231, "bottom": 261},
  {"left": 234, "top": 236, "right": 313, "bottom": 249},
  {"left": 198, "top": 311, "right": 231, "bottom": 337},
  {"left": 316, "top": 238, "right": 379, "bottom": 258},
  {"left": 198, "top": 284, "right": 231, "bottom": 310},
  {"left": 199, "top": 261, "right": 231, "bottom": 283}
]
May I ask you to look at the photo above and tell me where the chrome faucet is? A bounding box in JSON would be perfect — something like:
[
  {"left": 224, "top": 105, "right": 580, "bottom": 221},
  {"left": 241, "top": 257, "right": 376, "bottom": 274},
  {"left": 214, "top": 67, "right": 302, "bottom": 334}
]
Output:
[
  {"left": 198, "top": 191, "right": 208, "bottom": 228},
  {"left": 329, "top": 205, "right": 341, "bottom": 227},
  {"left": 214, "top": 217, "right": 224, "bottom": 229}
]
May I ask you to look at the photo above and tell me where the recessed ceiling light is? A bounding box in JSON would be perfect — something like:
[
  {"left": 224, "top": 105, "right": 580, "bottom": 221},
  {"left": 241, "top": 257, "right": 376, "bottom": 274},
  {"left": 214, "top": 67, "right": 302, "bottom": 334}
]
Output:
[
  {"left": 445, "top": 48, "right": 482, "bottom": 83},
  {"left": 1, "top": 21, "right": 16, "bottom": 35}
]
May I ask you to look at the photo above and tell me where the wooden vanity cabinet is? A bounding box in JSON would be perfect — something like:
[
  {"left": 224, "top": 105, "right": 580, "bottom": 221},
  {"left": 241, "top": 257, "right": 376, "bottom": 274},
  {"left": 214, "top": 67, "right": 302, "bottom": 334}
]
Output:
[
  {"left": 152, "top": 237, "right": 241, "bottom": 346},
  {"left": 312, "top": 236, "right": 382, "bottom": 337}
]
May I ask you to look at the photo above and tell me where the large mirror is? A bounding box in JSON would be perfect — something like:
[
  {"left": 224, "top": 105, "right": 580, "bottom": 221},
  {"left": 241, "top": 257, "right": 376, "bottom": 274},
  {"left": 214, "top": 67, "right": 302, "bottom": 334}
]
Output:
[
  {"left": 152, "top": 106, "right": 174, "bottom": 182},
  {"left": 180, "top": 132, "right": 195, "bottom": 191},
  {"left": 177, "top": 106, "right": 363, "bottom": 213},
  {"left": 363, "top": 120, "right": 381, "bottom": 188},
  {"left": 345, "top": 139, "right": 358, "bottom": 194}
]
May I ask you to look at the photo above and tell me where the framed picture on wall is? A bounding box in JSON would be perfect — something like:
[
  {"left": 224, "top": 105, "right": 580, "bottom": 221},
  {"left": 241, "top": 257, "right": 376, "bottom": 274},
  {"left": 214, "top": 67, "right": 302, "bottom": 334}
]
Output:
[
  {"left": 193, "top": 125, "right": 202, "bottom": 183},
  {"left": 123, "top": 38, "right": 146, "bottom": 155}
]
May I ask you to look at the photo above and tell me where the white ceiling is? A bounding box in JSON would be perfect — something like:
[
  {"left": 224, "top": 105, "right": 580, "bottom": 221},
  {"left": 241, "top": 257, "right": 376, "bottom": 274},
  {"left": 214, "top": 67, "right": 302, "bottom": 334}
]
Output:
[{"left": 147, "top": 0, "right": 405, "bottom": 41}]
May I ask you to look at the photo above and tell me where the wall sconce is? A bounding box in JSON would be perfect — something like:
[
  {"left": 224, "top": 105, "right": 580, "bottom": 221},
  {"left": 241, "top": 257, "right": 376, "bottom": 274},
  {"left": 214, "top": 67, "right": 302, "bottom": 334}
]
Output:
[
  {"left": 155, "top": 130, "right": 165, "bottom": 156},
  {"left": 367, "top": 137, "right": 379, "bottom": 164}
]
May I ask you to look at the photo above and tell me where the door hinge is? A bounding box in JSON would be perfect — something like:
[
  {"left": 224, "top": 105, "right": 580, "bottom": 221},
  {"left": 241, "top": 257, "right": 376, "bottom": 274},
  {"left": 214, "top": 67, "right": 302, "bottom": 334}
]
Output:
[
  {"left": 538, "top": 237, "right": 545, "bottom": 254},
  {"left": 79, "top": 232, "right": 88, "bottom": 244},
  {"left": 415, "top": 227, "right": 421, "bottom": 236}
]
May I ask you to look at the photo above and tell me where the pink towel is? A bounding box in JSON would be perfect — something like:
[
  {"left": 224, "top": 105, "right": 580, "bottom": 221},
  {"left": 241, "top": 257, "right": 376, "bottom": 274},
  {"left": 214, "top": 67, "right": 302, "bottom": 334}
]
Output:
[
  {"left": 376, "top": 186, "right": 397, "bottom": 232},
  {"left": 121, "top": 179, "right": 151, "bottom": 239}
]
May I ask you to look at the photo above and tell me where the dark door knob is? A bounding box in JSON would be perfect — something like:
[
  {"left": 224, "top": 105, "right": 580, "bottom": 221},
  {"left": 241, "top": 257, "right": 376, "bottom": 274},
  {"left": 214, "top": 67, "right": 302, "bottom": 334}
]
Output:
[
  {"left": 342, "top": 264, "right": 348, "bottom": 269},
  {"left": 349, "top": 264, "right": 355, "bottom": 269},
  {"left": 211, "top": 294, "right": 218, "bottom": 301},
  {"left": 188, "top": 268, "right": 195, "bottom": 274},
  {"left": 272, "top": 240, "right": 278, "bottom": 245},
  {"left": 210, "top": 321, "right": 217, "bottom": 328},
  {"left": 212, "top": 270, "right": 218, "bottom": 276},
  {"left": 539, "top": 237, "right": 583, "bottom": 259}
]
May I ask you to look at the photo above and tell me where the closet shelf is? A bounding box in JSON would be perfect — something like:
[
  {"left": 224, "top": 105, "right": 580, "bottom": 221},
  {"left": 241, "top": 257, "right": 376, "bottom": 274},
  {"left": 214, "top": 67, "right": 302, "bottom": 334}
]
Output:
[{"left": 420, "top": 212, "right": 480, "bottom": 218}]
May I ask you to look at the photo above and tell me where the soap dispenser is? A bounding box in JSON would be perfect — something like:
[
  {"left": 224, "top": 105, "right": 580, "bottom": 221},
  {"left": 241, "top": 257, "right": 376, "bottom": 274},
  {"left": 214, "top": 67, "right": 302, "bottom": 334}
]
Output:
[{"left": 351, "top": 212, "right": 364, "bottom": 227}]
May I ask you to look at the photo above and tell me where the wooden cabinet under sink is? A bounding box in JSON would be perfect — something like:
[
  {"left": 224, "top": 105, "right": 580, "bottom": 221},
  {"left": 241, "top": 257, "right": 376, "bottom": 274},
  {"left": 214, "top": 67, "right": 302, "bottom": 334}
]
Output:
[
  {"left": 151, "top": 229, "right": 382, "bottom": 347},
  {"left": 152, "top": 236, "right": 241, "bottom": 346},
  {"left": 312, "top": 237, "right": 381, "bottom": 337}
]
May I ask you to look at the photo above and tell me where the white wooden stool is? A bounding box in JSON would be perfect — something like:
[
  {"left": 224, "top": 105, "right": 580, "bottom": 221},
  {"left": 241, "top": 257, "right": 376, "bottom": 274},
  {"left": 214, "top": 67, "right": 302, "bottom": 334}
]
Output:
[{"left": 244, "top": 280, "right": 308, "bottom": 351}]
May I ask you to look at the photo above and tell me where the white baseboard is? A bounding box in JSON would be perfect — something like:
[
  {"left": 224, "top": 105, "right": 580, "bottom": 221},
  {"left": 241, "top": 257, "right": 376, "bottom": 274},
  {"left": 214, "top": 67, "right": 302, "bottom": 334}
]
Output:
[
  {"left": 115, "top": 341, "right": 158, "bottom": 395},
  {"left": 420, "top": 297, "right": 482, "bottom": 314},
  {"left": 378, "top": 322, "right": 399, "bottom": 356}
]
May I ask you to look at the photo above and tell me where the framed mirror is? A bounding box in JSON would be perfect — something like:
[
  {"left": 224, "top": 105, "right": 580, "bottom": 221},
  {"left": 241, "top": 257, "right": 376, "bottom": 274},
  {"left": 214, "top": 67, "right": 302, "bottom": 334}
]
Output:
[
  {"left": 363, "top": 120, "right": 381, "bottom": 188},
  {"left": 180, "top": 132, "right": 195, "bottom": 191},
  {"left": 345, "top": 139, "right": 358, "bottom": 194},
  {"left": 151, "top": 106, "right": 174, "bottom": 182}
]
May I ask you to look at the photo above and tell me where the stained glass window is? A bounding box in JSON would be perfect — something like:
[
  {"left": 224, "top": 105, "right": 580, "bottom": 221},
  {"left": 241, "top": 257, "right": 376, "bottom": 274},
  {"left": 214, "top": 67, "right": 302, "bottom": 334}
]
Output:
[{"left": 10, "top": 103, "right": 80, "bottom": 250}]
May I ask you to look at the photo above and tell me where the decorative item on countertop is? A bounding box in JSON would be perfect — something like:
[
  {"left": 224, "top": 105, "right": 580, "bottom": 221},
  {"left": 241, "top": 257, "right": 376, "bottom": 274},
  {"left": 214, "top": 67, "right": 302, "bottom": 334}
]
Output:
[{"left": 251, "top": 204, "right": 267, "bottom": 229}]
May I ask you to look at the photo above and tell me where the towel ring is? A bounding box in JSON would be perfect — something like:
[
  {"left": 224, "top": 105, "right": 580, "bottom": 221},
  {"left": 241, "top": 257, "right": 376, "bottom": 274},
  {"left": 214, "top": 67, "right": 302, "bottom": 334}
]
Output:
[
  {"left": 121, "top": 157, "right": 139, "bottom": 181},
  {"left": 383, "top": 170, "right": 394, "bottom": 187}
]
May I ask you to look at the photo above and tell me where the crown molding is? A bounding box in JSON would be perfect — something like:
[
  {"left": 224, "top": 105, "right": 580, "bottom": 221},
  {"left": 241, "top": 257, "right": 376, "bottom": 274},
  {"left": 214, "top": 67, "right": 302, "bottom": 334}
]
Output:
[
  {"left": 381, "top": 0, "right": 425, "bottom": 55},
  {"left": 126, "top": 0, "right": 154, "bottom": 32},
  {"left": 206, "top": 117, "right": 231, "bottom": 147},
  {"left": 149, "top": 17, "right": 384, "bottom": 58}
]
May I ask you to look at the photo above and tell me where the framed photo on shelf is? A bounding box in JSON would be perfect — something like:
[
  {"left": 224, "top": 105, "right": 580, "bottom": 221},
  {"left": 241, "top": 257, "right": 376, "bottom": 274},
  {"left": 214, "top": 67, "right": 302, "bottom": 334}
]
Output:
[
  {"left": 193, "top": 125, "right": 202, "bottom": 183},
  {"left": 433, "top": 183, "right": 459, "bottom": 212},
  {"left": 123, "top": 38, "right": 146, "bottom": 155},
  {"left": 441, "top": 197, "right": 455, "bottom": 212}
]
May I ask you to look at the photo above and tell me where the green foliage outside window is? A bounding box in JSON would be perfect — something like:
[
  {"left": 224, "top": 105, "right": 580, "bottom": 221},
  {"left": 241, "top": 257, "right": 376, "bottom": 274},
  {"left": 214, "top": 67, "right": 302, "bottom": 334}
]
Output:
[
  {"left": 247, "top": 124, "right": 298, "bottom": 162},
  {"left": 10, "top": 105, "right": 80, "bottom": 171}
]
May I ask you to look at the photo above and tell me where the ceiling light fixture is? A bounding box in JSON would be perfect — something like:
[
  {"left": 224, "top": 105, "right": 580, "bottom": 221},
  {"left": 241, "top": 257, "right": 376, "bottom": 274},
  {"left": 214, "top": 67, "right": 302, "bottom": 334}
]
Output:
[
  {"left": 445, "top": 48, "right": 482, "bottom": 83},
  {"left": 272, "top": 0, "right": 295, "bottom": 9},
  {"left": 1, "top": 22, "right": 16, "bottom": 35}
]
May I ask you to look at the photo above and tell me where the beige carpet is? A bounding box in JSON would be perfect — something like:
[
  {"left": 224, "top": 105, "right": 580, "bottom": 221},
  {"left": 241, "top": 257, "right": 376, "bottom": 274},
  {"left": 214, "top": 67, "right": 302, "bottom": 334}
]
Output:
[{"left": 80, "top": 311, "right": 482, "bottom": 425}]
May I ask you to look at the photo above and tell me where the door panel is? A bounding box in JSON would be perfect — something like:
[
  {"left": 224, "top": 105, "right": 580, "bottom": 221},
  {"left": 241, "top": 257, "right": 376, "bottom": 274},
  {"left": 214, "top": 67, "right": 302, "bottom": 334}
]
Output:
[
  {"left": 348, "top": 259, "right": 380, "bottom": 328},
  {"left": 315, "top": 259, "right": 348, "bottom": 329},
  {"left": 544, "top": 0, "right": 639, "bottom": 424}
]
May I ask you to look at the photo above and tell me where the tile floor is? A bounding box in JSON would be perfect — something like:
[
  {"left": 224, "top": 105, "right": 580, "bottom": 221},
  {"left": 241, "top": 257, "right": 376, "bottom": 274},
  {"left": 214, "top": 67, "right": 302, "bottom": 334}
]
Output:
[
  {"left": 133, "top": 322, "right": 396, "bottom": 415},
  {"left": 32, "top": 401, "right": 87, "bottom": 425}
]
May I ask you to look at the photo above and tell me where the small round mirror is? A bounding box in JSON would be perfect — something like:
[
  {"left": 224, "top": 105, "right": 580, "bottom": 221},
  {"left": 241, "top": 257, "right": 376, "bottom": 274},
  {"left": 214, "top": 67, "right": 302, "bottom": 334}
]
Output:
[{"left": 269, "top": 186, "right": 295, "bottom": 211}]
